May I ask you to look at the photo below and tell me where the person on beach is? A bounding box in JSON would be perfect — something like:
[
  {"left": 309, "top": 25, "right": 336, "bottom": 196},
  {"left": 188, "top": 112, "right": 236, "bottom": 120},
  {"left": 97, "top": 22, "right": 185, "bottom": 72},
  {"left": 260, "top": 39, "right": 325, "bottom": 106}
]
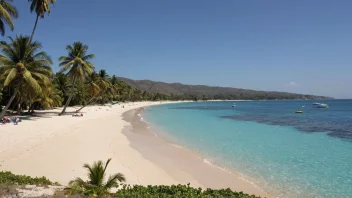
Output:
[
  {"left": 2, "top": 117, "right": 8, "bottom": 124},
  {"left": 14, "top": 117, "right": 19, "bottom": 125},
  {"left": 13, "top": 117, "right": 20, "bottom": 125}
]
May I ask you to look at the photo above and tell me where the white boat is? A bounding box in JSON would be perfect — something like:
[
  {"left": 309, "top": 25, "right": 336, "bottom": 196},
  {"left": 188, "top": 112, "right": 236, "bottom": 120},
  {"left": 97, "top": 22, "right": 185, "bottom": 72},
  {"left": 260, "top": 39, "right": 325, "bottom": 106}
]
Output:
[{"left": 317, "top": 103, "right": 328, "bottom": 108}]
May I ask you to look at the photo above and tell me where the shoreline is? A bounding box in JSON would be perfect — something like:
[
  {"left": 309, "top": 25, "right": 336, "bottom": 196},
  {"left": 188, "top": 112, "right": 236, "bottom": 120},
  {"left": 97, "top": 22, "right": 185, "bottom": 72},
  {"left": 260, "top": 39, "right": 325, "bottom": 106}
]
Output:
[
  {"left": 0, "top": 101, "right": 270, "bottom": 197},
  {"left": 122, "top": 107, "right": 272, "bottom": 197}
]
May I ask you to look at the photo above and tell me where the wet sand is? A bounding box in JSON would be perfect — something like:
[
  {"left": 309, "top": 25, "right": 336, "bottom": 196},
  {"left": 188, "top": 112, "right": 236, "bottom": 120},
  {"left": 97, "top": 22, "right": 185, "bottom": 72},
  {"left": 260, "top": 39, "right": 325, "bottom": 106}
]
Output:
[{"left": 123, "top": 107, "right": 272, "bottom": 197}]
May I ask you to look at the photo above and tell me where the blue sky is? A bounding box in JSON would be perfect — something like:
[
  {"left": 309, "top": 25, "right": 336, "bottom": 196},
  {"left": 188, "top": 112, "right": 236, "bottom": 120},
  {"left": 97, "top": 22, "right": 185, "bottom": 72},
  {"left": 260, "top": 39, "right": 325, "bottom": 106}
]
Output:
[{"left": 7, "top": 0, "right": 352, "bottom": 98}]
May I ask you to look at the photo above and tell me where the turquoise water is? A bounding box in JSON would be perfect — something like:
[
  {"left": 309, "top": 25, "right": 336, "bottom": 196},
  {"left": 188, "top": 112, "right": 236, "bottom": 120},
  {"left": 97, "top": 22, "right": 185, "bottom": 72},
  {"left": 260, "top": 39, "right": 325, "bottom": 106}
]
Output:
[{"left": 144, "top": 100, "right": 352, "bottom": 197}]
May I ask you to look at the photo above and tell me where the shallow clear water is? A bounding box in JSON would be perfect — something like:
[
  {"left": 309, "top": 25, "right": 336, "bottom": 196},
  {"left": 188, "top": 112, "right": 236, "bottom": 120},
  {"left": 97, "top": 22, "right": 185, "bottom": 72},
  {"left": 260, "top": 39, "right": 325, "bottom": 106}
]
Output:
[{"left": 144, "top": 100, "right": 352, "bottom": 197}]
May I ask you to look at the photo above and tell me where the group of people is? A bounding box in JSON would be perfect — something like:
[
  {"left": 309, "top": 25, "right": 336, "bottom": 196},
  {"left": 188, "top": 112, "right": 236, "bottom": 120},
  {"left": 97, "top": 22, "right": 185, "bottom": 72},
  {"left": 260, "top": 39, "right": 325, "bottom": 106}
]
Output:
[{"left": 2, "top": 116, "right": 20, "bottom": 125}]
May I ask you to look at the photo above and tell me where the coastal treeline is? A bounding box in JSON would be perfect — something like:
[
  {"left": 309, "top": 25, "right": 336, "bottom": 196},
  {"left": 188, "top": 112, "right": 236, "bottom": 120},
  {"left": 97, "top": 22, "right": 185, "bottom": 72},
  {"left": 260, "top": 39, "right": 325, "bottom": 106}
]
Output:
[
  {"left": 119, "top": 78, "right": 333, "bottom": 101},
  {"left": 0, "top": 0, "right": 178, "bottom": 118}
]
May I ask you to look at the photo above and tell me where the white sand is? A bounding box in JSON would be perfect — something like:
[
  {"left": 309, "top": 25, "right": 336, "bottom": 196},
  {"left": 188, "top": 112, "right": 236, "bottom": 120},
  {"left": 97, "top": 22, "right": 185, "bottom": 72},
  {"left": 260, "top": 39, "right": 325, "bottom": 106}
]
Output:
[
  {"left": 0, "top": 101, "right": 270, "bottom": 197},
  {"left": 0, "top": 102, "right": 180, "bottom": 186}
]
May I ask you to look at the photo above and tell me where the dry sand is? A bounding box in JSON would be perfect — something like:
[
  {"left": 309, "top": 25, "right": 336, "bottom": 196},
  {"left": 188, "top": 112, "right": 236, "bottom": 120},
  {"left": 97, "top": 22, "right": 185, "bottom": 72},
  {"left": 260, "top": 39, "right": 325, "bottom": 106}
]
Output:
[{"left": 0, "top": 101, "right": 271, "bottom": 197}]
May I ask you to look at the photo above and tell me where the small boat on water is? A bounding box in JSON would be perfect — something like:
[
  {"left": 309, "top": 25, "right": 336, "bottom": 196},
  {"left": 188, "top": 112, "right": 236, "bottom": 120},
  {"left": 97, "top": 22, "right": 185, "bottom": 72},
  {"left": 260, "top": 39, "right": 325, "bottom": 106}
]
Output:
[
  {"left": 312, "top": 102, "right": 329, "bottom": 108},
  {"left": 317, "top": 103, "right": 329, "bottom": 108},
  {"left": 295, "top": 110, "right": 303, "bottom": 113}
]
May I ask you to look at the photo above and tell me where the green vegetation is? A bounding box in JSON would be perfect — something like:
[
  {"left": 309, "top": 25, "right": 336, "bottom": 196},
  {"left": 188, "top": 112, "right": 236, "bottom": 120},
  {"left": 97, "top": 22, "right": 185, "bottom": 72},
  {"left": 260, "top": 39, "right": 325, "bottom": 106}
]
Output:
[
  {"left": 0, "top": 171, "right": 53, "bottom": 186},
  {"left": 64, "top": 159, "right": 261, "bottom": 197},
  {"left": 118, "top": 77, "right": 334, "bottom": 101},
  {"left": 66, "top": 158, "right": 125, "bottom": 197},
  {"left": 0, "top": 0, "right": 18, "bottom": 36},
  {"left": 115, "top": 184, "right": 260, "bottom": 198},
  {"left": 58, "top": 41, "right": 95, "bottom": 115},
  {"left": 0, "top": 161, "right": 261, "bottom": 197},
  {"left": 0, "top": 35, "right": 53, "bottom": 118}
]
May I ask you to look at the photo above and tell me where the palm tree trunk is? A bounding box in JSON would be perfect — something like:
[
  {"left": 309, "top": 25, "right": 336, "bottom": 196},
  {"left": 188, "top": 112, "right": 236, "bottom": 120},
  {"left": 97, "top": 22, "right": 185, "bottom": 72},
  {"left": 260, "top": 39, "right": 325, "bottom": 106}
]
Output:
[
  {"left": 28, "top": 102, "right": 33, "bottom": 113},
  {"left": 0, "top": 92, "right": 17, "bottom": 119},
  {"left": 59, "top": 76, "right": 76, "bottom": 116},
  {"left": 29, "top": 14, "right": 39, "bottom": 44},
  {"left": 76, "top": 96, "right": 98, "bottom": 113}
]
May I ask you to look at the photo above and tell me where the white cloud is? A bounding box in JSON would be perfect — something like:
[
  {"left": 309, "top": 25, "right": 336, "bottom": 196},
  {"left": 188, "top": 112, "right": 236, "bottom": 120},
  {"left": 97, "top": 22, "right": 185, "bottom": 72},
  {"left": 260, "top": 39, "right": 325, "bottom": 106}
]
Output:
[{"left": 283, "top": 81, "right": 299, "bottom": 87}]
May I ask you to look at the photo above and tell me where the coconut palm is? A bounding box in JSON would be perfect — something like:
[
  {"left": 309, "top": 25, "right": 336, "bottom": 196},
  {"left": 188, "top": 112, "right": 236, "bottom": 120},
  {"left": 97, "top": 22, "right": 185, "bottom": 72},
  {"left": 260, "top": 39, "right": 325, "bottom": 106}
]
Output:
[
  {"left": 0, "top": 0, "right": 18, "bottom": 36},
  {"left": 110, "top": 75, "right": 118, "bottom": 85},
  {"left": 0, "top": 35, "right": 52, "bottom": 118},
  {"left": 39, "top": 86, "right": 63, "bottom": 108},
  {"left": 76, "top": 70, "right": 113, "bottom": 112},
  {"left": 53, "top": 72, "right": 69, "bottom": 96},
  {"left": 109, "top": 75, "right": 121, "bottom": 101},
  {"left": 75, "top": 72, "right": 100, "bottom": 112},
  {"left": 28, "top": 0, "right": 56, "bottom": 43},
  {"left": 58, "top": 41, "right": 94, "bottom": 115},
  {"left": 95, "top": 69, "right": 112, "bottom": 103},
  {"left": 96, "top": 70, "right": 111, "bottom": 91},
  {"left": 66, "top": 158, "right": 125, "bottom": 197}
]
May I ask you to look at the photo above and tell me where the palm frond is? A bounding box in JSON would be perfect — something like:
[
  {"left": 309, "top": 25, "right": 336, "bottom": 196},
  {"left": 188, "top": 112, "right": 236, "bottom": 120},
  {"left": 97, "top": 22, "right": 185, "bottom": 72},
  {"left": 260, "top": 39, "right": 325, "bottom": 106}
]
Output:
[
  {"left": 3, "top": 67, "right": 16, "bottom": 86},
  {"left": 105, "top": 173, "right": 125, "bottom": 189},
  {"left": 0, "top": 0, "right": 17, "bottom": 33},
  {"left": 22, "top": 69, "right": 41, "bottom": 93},
  {"left": 0, "top": 1, "right": 18, "bottom": 18}
]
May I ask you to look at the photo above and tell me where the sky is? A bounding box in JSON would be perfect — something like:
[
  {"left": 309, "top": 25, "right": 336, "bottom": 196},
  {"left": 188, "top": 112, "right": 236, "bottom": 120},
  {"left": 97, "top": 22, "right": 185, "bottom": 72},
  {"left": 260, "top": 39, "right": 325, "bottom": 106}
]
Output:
[{"left": 6, "top": 0, "right": 352, "bottom": 98}]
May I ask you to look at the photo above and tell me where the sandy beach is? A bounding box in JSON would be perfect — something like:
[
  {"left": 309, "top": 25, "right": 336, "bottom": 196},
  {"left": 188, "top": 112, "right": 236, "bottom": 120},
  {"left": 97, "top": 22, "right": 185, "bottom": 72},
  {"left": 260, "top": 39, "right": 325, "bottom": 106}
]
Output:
[{"left": 0, "top": 101, "right": 270, "bottom": 197}]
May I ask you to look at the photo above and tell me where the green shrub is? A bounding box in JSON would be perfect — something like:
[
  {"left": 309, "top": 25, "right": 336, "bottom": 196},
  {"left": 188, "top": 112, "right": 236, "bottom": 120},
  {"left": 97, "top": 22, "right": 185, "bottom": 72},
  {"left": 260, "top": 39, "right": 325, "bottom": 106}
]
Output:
[
  {"left": 115, "top": 184, "right": 261, "bottom": 198},
  {"left": 66, "top": 158, "right": 125, "bottom": 197},
  {"left": 0, "top": 171, "right": 53, "bottom": 186}
]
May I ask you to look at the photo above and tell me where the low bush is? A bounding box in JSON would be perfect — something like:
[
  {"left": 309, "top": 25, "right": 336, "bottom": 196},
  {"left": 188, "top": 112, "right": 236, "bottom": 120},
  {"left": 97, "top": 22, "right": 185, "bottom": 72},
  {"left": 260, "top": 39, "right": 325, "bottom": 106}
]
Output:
[
  {"left": 0, "top": 171, "right": 53, "bottom": 186},
  {"left": 115, "top": 184, "right": 261, "bottom": 198}
]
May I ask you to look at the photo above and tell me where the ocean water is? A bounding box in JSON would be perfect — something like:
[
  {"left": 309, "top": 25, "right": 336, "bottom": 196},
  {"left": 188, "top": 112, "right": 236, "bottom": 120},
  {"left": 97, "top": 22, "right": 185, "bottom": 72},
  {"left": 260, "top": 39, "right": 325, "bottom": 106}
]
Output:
[{"left": 143, "top": 100, "right": 352, "bottom": 198}]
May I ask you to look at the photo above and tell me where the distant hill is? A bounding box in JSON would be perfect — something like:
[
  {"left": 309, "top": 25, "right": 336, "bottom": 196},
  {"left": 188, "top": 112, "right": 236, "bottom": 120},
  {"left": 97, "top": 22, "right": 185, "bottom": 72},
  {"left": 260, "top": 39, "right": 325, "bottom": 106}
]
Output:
[{"left": 117, "top": 77, "right": 333, "bottom": 100}]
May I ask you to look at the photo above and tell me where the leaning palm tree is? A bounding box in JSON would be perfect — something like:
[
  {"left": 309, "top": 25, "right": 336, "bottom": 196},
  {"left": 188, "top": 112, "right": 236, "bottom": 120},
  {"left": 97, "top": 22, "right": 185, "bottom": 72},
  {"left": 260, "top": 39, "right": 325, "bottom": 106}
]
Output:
[
  {"left": 58, "top": 42, "right": 94, "bottom": 115},
  {"left": 0, "top": 35, "right": 52, "bottom": 119},
  {"left": 66, "top": 158, "right": 125, "bottom": 197},
  {"left": 0, "top": 0, "right": 18, "bottom": 36},
  {"left": 75, "top": 72, "right": 100, "bottom": 112},
  {"left": 28, "top": 0, "right": 56, "bottom": 43}
]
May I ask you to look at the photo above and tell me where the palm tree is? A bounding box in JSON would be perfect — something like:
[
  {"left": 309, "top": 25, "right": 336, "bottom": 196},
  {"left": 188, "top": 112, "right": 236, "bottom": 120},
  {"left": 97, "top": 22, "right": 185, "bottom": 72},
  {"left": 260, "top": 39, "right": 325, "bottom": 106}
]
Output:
[
  {"left": 96, "top": 70, "right": 111, "bottom": 91},
  {"left": 110, "top": 75, "right": 118, "bottom": 85},
  {"left": 53, "top": 72, "right": 69, "bottom": 96},
  {"left": 28, "top": 0, "right": 56, "bottom": 43},
  {"left": 58, "top": 41, "right": 94, "bottom": 115},
  {"left": 0, "top": 0, "right": 18, "bottom": 36},
  {"left": 75, "top": 72, "right": 100, "bottom": 112},
  {"left": 0, "top": 35, "right": 52, "bottom": 119},
  {"left": 76, "top": 70, "right": 112, "bottom": 112},
  {"left": 95, "top": 69, "right": 112, "bottom": 103},
  {"left": 38, "top": 86, "right": 63, "bottom": 109},
  {"left": 66, "top": 158, "right": 125, "bottom": 197}
]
